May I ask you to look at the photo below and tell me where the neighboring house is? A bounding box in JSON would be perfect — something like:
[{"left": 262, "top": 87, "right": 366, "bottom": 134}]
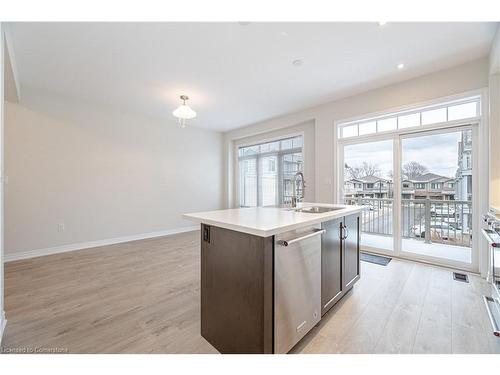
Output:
[
  {"left": 402, "top": 173, "right": 456, "bottom": 200},
  {"left": 455, "top": 130, "right": 473, "bottom": 232},
  {"left": 344, "top": 175, "right": 392, "bottom": 199},
  {"left": 345, "top": 172, "right": 457, "bottom": 200},
  {"left": 456, "top": 130, "right": 473, "bottom": 201}
]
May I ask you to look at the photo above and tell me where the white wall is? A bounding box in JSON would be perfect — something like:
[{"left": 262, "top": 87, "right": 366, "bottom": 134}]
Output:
[
  {"left": 224, "top": 58, "right": 490, "bottom": 208},
  {"left": 0, "top": 22, "right": 6, "bottom": 342},
  {"left": 489, "top": 26, "right": 500, "bottom": 210},
  {"left": 490, "top": 25, "right": 500, "bottom": 75},
  {"left": 5, "top": 89, "right": 224, "bottom": 259}
]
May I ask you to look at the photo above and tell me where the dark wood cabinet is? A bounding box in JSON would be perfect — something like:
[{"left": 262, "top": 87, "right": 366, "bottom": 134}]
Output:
[
  {"left": 200, "top": 213, "right": 360, "bottom": 353},
  {"left": 321, "top": 217, "right": 343, "bottom": 315},
  {"left": 343, "top": 214, "right": 360, "bottom": 291},
  {"left": 321, "top": 214, "right": 360, "bottom": 316},
  {"left": 200, "top": 224, "right": 274, "bottom": 354}
]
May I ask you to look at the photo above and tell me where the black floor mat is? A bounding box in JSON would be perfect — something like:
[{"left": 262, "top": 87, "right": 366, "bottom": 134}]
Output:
[{"left": 360, "top": 252, "right": 392, "bottom": 266}]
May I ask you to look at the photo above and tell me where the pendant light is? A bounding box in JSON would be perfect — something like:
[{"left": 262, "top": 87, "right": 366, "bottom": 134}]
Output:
[{"left": 172, "top": 95, "right": 197, "bottom": 128}]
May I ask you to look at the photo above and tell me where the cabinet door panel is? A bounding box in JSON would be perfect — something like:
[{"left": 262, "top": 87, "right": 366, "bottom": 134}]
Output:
[
  {"left": 343, "top": 214, "right": 360, "bottom": 290},
  {"left": 321, "top": 218, "right": 343, "bottom": 315},
  {"left": 201, "top": 224, "right": 274, "bottom": 354}
]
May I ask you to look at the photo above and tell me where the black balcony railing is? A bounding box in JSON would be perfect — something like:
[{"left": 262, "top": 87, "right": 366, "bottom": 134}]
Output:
[{"left": 344, "top": 197, "right": 472, "bottom": 248}]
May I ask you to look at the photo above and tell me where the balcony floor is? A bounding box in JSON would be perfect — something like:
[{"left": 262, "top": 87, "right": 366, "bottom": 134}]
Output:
[{"left": 361, "top": 233, "right": 471, "bottom": 264}]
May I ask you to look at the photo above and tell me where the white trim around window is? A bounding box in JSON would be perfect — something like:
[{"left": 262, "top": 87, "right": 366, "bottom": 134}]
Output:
[
  {"left": 333, "top": 89, "right": 486, "bottom": 203},
  {"left": 337, "top": 95, "right": 481, "bottom": 140},
  {"left": 233, "top": 131, "right": 306, "bottom": 207},
  {"left": 332, "top": 88, "right": 489, "bottom": 274}
]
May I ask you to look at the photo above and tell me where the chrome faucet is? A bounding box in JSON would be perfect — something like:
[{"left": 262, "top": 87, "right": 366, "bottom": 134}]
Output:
[{"left": 291, "top": 172, "right": 306, "bottom": 208}]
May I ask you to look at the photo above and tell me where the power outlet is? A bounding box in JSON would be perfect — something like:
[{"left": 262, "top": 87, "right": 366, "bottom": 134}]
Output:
[{"left": 58, "top": 223, "right": 65, "bottom": 232}]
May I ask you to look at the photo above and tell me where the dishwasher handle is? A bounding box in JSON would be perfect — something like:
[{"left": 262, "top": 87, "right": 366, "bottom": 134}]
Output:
[{"left": 277, "top": 229, "right": 326, "bottom": 247}]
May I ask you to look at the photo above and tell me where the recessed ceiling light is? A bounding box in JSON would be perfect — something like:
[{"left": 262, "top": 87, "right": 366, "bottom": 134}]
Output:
[
  {"left": 397, "top": 63, "right": 405, "bottom": 70},
  {"left": 378, "top": 21, "right": 387, "bottom": 26},
  {"left": 292, "top": 59, "right": 303, "bottom": 67},
  {"left": 280, "top": 31, "right": 289, "bottom": 37}
]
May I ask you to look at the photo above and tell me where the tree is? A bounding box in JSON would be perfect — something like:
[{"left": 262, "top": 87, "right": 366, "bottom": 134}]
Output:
[
  {"left": 345, "top": 163, "right": 361, "bottom": 179},
  {"left": 402, "top": 161, "right": 428, "bottom": 179},
  {"left": 346, "top": 162, "right": 380, "bottom": 179},
  {"left": 359, "top": 162, "right": 381, "bottom": 177}
]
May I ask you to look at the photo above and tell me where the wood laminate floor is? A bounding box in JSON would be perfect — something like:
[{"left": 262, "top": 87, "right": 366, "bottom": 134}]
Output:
[{"left": 2, "top": 231, "right": 499, "bottom": 354}]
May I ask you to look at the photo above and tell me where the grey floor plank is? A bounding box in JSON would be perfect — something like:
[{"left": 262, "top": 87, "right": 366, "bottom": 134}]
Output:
[{"left": 3, "top": 232, "right": 498, "bottom": 354}]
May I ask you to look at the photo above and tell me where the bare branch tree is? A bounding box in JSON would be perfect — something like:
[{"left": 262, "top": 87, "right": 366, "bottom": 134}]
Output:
[
  {"left": 345, "top": 163, "right": 361, "bottom": 179},
  {"left": 346, "top": 162, "right": 380, "bottom": 179},
  {"left": 402, "top": 161, "right": 428, "bottom": 179},
  {"left": 360, "top": 162, "right": 381, "bottom": 177}
]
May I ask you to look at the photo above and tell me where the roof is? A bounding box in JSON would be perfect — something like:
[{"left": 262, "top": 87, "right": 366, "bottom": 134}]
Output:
[
  {"left": 348, "top": 173, "right": 455, "bottom": 184},
  {"left": 347, "top": 175, "right": 389, "bottom": 183},
  {"left": 408, "top": 173, "right": 454, "bottom": 182}
]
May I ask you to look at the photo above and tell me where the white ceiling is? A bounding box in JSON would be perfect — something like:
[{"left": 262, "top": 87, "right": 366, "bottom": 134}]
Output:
[{"left": 9, "top": 22, "right": 498, "bottom": 131}]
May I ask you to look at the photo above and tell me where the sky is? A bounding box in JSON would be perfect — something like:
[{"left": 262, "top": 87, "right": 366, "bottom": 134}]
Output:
[{"left": 344, "top": 130, "right": 467, "bottom": 181}]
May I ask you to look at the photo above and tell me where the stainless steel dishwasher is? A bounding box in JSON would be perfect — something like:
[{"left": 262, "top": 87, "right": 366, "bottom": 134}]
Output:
[{"left": 274, "top": 224, "right": 323, "bottom": 354}]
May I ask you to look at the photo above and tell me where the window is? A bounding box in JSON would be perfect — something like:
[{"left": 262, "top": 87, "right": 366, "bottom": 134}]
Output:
[
  {"left": 342, "top": 124, "right": 358, "bottom": 138},
  {"left": 366, "top": 183, "right": 374, "bottom": 188},
  {"left": 431, "top": 182, "right": 442, "bottom": 189},
  {"left": 358, "top": 121, "right": 376, "bottom": 135},
  {"left": 415, "top": 183, "right": 426, "bottom": 189},
  {"left": 465, "top": 155, "right": 472, "bottom": 169},
  {"left": 377, "top": 118, "right": 397, "bottom": 132},
  {"left": 267, "top": 159, "right": 276, "bottom": 172},
  {"left": 398, "top": 113, "right": 420, "bottom": 129},
  {"left": 403, "top": 183, "right": 410, "bottom": 188},
  {"left": 337, "top": 96, "right": 480, "bottom": 139},
  {"left": 238, "top": 135, "right": 303, "bottom": 207},
  {"left": 239, "top": 159, "right": 257, "bottom": 207},
  {"left": 448, "top": 102, "right": 478, "bottom": 121},
  {"left": 421, "top": 108, "right": 447, "bottom": 125}
]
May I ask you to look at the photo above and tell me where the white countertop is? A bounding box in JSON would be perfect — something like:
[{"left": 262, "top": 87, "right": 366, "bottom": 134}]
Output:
[{"left": 183, "top": 203, "right": 364, "bottom": 237}]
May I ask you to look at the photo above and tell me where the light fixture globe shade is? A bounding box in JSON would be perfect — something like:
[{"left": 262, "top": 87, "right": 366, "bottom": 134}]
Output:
[{"left": 172, "top": 104, "right": 197, "bottom": 120}]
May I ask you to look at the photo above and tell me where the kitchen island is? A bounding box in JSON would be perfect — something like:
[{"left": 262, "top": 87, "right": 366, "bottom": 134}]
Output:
[{"left": 183, "top": 203, "right": 364, "bottom": 354}]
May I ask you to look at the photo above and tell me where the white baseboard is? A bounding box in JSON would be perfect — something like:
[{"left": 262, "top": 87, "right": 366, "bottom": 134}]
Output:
[
  {"left": 0, "top": 310, "right": 6, "bottom": 344},
  {"left": 4, "top": 226, "right": 199, "bottom": 262}
]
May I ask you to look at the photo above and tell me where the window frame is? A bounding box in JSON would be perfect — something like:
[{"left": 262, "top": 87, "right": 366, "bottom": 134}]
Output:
[
  {"left": 235, "top": 133, "right": 305, "bottom": 207},
  {"left": 336, "top": 95, "right": 481, "bottom": 140},
  {"left": 334, "top": 88, "right": 487, "bottom": 274}
]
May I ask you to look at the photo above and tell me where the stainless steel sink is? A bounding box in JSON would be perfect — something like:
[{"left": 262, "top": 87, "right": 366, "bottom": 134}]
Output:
[{"left": 294, "top": 206, "right": 343, "bottom": 213}]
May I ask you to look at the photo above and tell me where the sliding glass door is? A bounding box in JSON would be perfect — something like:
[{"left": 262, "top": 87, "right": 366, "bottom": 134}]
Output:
[
  {"left": 343, "top": 139, "right": 394, "bottom": 252},
  {"left": 340, "top": 125, "right": 476, "bottom": 269},
  {"left": 399, "top": 128, "right": 473, "bottom": 264}
]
